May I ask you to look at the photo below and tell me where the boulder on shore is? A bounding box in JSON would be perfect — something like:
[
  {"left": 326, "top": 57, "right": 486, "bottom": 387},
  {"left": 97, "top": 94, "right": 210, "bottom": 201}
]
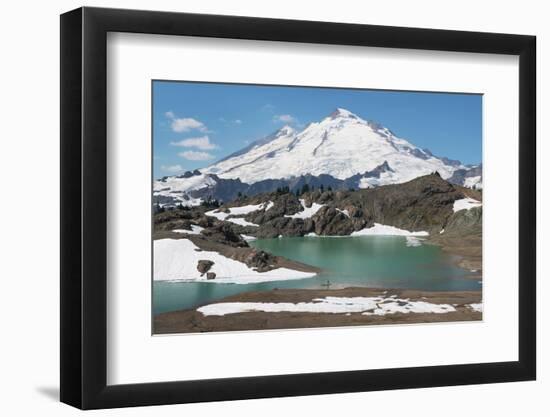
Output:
[
  {"left": 197, "top": 260, "right": 214, "bottom": 275},
  {"left": 206, "top": 272, "right": 216, "bottom": 280},
  {"left": 244, "top": 249, "right": 274, "bottom": 273}
]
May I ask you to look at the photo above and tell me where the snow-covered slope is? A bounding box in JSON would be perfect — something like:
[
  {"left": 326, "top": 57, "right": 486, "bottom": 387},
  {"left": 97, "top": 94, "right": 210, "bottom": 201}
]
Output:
[
  {"left": 203, "top": 108, "right": 465, "bottom": 186},
  {"left": 206, "top": 125, "right": 297, "bottom": 177}
]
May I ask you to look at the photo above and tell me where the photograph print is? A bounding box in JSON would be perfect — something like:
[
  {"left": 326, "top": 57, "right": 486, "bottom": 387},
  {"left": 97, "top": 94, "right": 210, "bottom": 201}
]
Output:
[{"left": 152, "top": 81, "right": 483, "bottom": 334}]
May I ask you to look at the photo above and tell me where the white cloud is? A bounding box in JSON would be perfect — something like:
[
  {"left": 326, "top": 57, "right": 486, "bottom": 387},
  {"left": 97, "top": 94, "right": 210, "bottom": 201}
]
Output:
[
  {"left": 170, "top": 135, "right": 218, "bottom": 150},
  {"left": 165, "top": 111, "right": 207, "bottom": 132},
  {"left": 219, "top": 117, "right": 242, "bottom": 125},
  {"left": 171, "top": 118, "right": 206, "bottom": 133},
  {"left": 273, "top": 114, "right": 296, "bottom": 124},
  {"left": 160, "top": 164, "right": 184, "bottom": 173},
  {"left": 179, "top": 151, "right": 215, "bottom": 161}
]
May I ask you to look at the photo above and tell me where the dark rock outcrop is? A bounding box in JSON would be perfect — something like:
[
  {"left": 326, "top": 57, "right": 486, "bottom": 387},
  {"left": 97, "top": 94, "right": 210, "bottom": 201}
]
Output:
[
  {"left": 312, "top": 206, "right": 354, "bottom": 236},
  {"left": 154, "top": 209, "right": 198, "bottom": 232},
  {"left": 200, "top": 223, "right": 249, "bottom": 247},
  {"left": 443, "top": 206, "right": 482, "bottom": 236}
]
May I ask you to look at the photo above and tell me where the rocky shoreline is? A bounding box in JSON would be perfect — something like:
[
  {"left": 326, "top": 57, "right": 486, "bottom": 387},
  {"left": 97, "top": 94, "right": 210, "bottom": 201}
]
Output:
[{"left": 154, "top": 287, "right": 482, "bottom": 334}]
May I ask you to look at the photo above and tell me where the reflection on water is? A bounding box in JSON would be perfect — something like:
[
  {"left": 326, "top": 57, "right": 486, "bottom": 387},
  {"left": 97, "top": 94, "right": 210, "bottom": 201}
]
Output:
[{"left": 153, "top": 236, "right": 481, "bottom": 315}]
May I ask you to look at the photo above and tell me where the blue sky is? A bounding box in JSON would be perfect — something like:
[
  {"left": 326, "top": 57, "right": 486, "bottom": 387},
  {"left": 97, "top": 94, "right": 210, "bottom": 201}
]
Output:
[{"left": 153, "top": 81, "right": 482, "bottom": 179}]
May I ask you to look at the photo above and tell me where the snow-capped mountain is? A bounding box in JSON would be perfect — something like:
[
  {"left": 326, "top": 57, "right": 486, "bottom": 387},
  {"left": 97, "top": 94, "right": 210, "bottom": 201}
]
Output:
[
  {"left": 203, "top": 108, "right": 465, "bottom": 186},
  {"left": 153, "top": 108, "right": 481, "bottom": 207}
]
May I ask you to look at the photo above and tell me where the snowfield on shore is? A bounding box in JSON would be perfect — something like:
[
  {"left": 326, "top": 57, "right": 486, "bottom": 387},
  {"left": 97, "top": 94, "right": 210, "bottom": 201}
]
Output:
[
  {"left": 154, "top": 238, "right": 316, "bottom": 284},
  {"left": 197, "top": 295, "right": 477, "bottom": 316},
  {"left": 350, "top": 223, "right": 429, "bottom": 237}
]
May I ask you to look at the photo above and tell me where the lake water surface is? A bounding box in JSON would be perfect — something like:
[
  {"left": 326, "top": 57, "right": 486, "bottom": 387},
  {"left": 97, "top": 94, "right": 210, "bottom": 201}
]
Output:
[{"left": 153, "top": 236, "right": 481, "bottom": 315}]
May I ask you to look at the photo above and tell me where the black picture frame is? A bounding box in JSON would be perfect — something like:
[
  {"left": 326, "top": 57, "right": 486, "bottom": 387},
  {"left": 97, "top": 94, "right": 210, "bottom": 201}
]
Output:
[{"left": 60, "top": 6, "right": 536, "bottom": 410}]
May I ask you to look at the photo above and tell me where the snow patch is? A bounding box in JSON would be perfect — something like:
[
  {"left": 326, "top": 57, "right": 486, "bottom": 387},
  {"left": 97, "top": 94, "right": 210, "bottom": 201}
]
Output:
[
  {"left": 351, "top": 223, "right": 429, "bottom": 237},
  {"left": 198, "top": 296, "right": 456, "bottom": 316},
  {"left": 154, "top": 238, "right": 315, "bottom": 284},
  {"left": 336, "top": 208, "right": 350, "bottom": 217},
  {"left": 285, "top": 199, "right": 325, "bottom": 219},
  {"left": 362, "top": 300, "right": 456, "bottom": 316},
  {"left": 240, "top": 234, "right": 257, "bottom": 241},
  {"left": 453, "top": 197, "right": 482, "bottom": 213},
  {"left": 172, "top": 225, "right": 204, "bottom": 235},
  {"left": 205, "top": 202, "right": 274, "bottom": 227},
  {"left": 468, "top": 303, "right": 483, "bottom": 313},
  {"left": 225, "top": 218, "right": 258, "bottom": 227}
]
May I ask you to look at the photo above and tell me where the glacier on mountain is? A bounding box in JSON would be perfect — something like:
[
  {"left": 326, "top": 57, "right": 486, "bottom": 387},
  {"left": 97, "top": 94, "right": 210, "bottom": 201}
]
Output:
[{"left": 203, "top": 108, "right": 464, "bottom": 185}]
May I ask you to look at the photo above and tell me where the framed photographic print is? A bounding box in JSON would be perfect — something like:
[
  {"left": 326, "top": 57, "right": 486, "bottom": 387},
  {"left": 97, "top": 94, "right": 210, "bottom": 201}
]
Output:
[{"left": 60, "top": 6, "right": 536, "bottom": 409}]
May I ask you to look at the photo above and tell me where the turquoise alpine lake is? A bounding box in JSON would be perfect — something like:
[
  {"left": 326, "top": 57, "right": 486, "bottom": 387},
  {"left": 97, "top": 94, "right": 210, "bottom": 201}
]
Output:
[{"left": 153, "top": 236, "right": 481, "bottom": 316}]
